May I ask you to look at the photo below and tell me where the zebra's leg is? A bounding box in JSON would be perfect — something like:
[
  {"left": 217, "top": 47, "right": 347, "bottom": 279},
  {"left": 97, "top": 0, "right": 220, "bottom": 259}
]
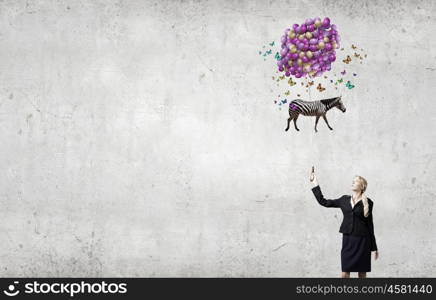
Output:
[
  {"left": 285, "top": 114, "right": 294, "bottom": 131},
  {"left": 322, "top": 114, "right": 333, "bottom": 130},
  {"left": 293, "top": 114, "right": 300, "bottom": 131},
  {"left": 314, "top": 115, "right": 321, "bottom": 132}
]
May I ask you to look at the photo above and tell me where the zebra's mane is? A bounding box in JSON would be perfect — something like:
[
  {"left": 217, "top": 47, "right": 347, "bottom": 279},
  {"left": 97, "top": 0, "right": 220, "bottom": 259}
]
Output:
[{"left": 320, "top": 97, "right": 339, "bottom": 105}]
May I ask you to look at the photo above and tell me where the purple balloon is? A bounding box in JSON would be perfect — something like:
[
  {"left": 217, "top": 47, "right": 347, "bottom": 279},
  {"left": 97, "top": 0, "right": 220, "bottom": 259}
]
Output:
[
  {"left": 295, "top": 73, "right": 302, "bottom": 78},
  {"left": 329, "top": 54, "right": 336, "bottom": 62},
  {"left": 292, "top": 24, "right": 299, "bottom": 30},
  {"left": 285, "top": 71, "right": 291, "bottom": 77},
  {"left": 279, "top": 66, "right": 284, "bottom": 72},
  {"left": 312, "top": 30, "right": 319, "bottom": 38},
  {"left": 325, "top": 43, "right": 332, "bottom": 51},
  {"left": 309, "top": 38, "right": 318, "bottom": 45},
  {"left": 281, "top": 36, "right": 287, "bottom": 43},
  {"left": 302, "top": 56, "right": 309, "bottom": 63},
  {"left": 285, "top": 53, "right": 292, "bottom": 60},
  {"left": 303, "top": 44, "right": 309, "bottom": 51},
  {"left": 308, "top": 24, "right": 315, "bottom": 32},
  {"left": 322, "top": 17, "right": 330, "bottom": 28},
  {"left": 297, "top": 42, "right": 305, "bottom": 50},
  {"left": 277, "top": 60, "right": 283, "bottom": 67},
  {"left": 309, "top": 45, "right": 317, "bottom": 52},
  {"left": 291, "top": 53, "right": 298, "bottom": 60},
  {"left": 281, "top": 48, "right": 288, "bottom": 56},
  {"left": 300, "top": 24, "right": 307, "bottom": 33}
]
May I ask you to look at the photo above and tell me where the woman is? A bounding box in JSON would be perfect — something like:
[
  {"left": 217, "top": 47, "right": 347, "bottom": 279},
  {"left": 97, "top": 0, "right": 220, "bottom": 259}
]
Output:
[{"left": 309, "top": 167, "right": 379, "bottom": 278}]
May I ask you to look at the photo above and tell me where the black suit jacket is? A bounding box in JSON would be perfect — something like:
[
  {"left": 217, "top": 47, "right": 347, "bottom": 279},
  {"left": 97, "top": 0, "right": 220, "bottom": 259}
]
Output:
[{"left": 311, "top": 185, "right": 378, "bottom": 251}]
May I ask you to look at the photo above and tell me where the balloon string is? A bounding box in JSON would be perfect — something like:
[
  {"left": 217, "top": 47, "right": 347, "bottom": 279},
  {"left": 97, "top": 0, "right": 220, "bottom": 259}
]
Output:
[{"left": 306, "top": 76, "right": 312, "bottom": 101}]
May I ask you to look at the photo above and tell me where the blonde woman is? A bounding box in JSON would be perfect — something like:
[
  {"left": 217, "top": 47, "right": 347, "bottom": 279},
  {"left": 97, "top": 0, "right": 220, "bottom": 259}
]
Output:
[{"left": 309, "top": 166, "right": 379, "bottom": 278}]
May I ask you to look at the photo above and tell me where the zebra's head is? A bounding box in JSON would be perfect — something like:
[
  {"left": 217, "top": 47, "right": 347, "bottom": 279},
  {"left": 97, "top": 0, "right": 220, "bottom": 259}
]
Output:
[{"left": 334, "top": 96, "right": 346, "bottom": 113}]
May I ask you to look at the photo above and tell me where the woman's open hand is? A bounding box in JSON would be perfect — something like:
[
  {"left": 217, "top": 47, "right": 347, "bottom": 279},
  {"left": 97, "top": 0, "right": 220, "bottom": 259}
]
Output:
[
  {"left": 310, "top": 166, "right": 318, "bottom": 186},
  {"left": 373, "top": 251, "right": 379, "bottom": 260}
]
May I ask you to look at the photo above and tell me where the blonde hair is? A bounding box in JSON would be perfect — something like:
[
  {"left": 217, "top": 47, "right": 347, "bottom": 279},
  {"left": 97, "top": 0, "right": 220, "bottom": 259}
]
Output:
[{"left": 354, "top": 175, "right": 369, "bottom": 217}]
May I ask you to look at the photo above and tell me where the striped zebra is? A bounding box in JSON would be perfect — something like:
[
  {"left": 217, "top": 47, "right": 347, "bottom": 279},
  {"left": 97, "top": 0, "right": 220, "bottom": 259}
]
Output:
[{"left": 285, "top": 96, "right": 346, "bottom": 132}]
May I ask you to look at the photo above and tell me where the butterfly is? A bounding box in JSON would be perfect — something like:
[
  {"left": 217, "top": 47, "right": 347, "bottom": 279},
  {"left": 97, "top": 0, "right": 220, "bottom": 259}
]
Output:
[
  {"left": 353, "top": 73, "right": 357, "bottom": 76},
  {"left": 340, "top": 70, "right": 346, "bottom": 75},
  {"left": 297, "top": 94, "right": 301, "bottom": 97},
  {"left": 308, "top": 81, "right": 314, "bottom": 86},
  {"left": 269, "top": 41, "right": 275, "bottom": 46},
  {"left": 274, "top": 100, "right": 277, "bottom": 104},
  {"left": 288, "top": 78, "right": 296, "bottom": 86},
  {"left": 346, "top": 81, "right": 355, "bottom": 89},
  {"left": 342, "top": 55, "right": 352, "bottom": 64},
  {"left": 266, "top": 49, "right": 272, "bottom": 55},
  {"left": 281, "top": 99, "right": 287, "bottom": 104},
  {"left": 351, "top": 44, "right": 357, "bottom": 49},
  {"left": 317, "top": 83, "right": 326, "bottom": 92},
  {"left": 354, "top": 52, "right": 361, "bottom": 58},
  {"left": 330, "top": 79, "right": 333, "bottom": 83},
  {"left": 259, "top": 51, "right": 262, "bottom": 55},
  {"left": 275, "top": 52, "right": 281, "bottom": 60},
  {"left": 337, "top": 78, "right": 343, "bottom": 84},
  {"left": 284, "top": 90, "right": 290, "bottom": 96}
]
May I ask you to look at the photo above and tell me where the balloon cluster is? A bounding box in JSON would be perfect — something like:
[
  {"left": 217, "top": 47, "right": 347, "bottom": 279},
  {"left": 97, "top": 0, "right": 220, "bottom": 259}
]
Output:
[{"left": 277, "top": 17, "right": 340, "bottom": 79}]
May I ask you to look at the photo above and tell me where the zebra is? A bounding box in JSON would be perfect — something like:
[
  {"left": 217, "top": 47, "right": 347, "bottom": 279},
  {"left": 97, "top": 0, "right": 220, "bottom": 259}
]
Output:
[{"left": 285, "top": 96, "right": 346, "bottom": 132}]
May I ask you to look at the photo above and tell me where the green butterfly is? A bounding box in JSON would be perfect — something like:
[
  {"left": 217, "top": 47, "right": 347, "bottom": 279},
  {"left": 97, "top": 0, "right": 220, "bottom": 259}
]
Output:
[
  {"left": 337, "top": 78, "right": 343, "bottom": 83},
  {"left": 275, "top": 52, "right": 281, "bottom": 60},
  {"left": 269, "top": 41, "right": 275, "bottom": 46},
  {"left": 346, "top": 81, "right": 355, "bottom": 89}
]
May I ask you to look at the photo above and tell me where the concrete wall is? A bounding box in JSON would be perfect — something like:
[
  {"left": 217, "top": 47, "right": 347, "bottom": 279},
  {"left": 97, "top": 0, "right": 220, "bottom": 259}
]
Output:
[{"left": 1, "top": 0, "right": 435, "bottom": 277}]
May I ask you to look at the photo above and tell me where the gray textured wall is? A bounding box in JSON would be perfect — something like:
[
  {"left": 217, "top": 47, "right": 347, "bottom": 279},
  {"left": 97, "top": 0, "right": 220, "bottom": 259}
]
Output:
[{"left": 1, "top": 0, "right": 435, "bottom": 277}]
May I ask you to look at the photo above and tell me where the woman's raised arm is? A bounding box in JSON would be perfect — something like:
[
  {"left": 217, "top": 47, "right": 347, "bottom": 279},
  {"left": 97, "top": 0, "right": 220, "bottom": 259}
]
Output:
[{"left": 310, "top": 166, "right": 342, "bottom": 208}]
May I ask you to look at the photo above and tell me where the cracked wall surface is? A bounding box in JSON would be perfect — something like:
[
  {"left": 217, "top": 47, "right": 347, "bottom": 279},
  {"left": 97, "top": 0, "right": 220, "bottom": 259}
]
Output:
[{"left": 0, "top": 0, "right": 435, "bottom": 277}]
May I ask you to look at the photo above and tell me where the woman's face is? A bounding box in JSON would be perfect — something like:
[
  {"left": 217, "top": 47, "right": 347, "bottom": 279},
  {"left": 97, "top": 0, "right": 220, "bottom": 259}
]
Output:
[{"left": 351, "top": 177, "right": 362, "bottom": 192}]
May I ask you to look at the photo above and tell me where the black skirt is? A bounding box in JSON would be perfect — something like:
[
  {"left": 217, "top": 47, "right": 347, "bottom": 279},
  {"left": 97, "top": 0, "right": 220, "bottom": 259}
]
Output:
[{"left": 341, "top": 234, "right": 371, "bottom": 272}]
